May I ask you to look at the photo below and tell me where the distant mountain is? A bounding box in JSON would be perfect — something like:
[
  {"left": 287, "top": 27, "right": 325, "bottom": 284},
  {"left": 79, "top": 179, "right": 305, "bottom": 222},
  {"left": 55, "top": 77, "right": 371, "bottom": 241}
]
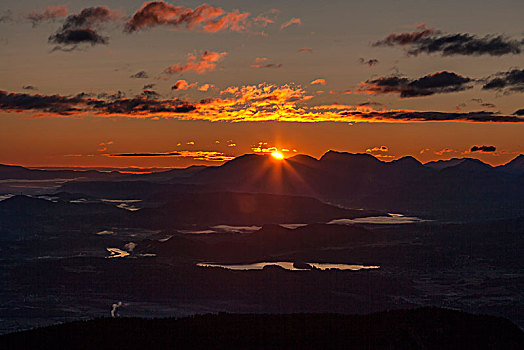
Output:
[
  {"left": 424, "top": 157, "right": 482, "bottom": 170},
  {"left": 1, "top": 308, "right": 522, "bottom": 349},
  {"left": 3, "top": 152, "right": 524, "bottom": 220},
  {"left": 0, "top": 164, "right": 121, "bottom": 181},
  {"left": 176, "top": 151, "right": 524, "bottom": 220},
  {"left": 498, "top": 154, "right": 524, "bottom": 175}
]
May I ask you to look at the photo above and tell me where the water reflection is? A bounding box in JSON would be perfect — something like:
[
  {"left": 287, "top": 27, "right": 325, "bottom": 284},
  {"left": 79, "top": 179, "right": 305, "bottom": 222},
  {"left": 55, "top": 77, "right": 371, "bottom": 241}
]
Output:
[
  {"left": 197, "top": 261, "right": 379, "bottom": 271},
  {"left": 106, "top": 248, "right": 130, "bottom": 258},
  {"left": 328, "top": 214, "right": 425, "bottom": 225}
]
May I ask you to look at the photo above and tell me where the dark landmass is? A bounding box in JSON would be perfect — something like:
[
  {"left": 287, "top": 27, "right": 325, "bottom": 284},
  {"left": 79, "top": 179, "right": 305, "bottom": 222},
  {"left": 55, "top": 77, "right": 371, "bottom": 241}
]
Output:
[
  {"left": 1, "top": 308, "right": 522, "bottom": 350},
  {"left": 0, "top": 152, "right": 523, "bottom": 335}
]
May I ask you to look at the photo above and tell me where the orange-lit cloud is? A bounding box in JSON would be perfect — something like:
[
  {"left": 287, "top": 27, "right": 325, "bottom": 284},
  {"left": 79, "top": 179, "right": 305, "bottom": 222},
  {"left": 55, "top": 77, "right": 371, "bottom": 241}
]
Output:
[
  {"left": 198, "top": 83, "right": 213, "bottom": 91},
  {"left": 251, "top": 57, "right": 282, "bottom": 69},
  {"left": 109, "top": 149, "right": 234, "bottom": 161},
  {"left": 2, "top": 87, "right": 524, "bottom": 123},
  {"left": 435, "top": 148, "right": 457, "bottom": 155},
  {"left": 164, "top": 50, "right": 227, "bottom": 74},
  {"left": 125, "top": 2, "right": 250, "bottom": 33},
  {"left": 26, "top": 5, "right": 68, "bottom": 26},
  {"left": 366, "top": 145, "right": 389, "bottom": 153},
  {"left": 280, "top": 17, "right": 301, "bottom": 30},
  {"left": 310, "top": 79, "right": 326, "bottom": 86},
  {"left": 171, "top": 80, "right": 191, "bottom": 90},
  {"left": 298, "top": 47, "right": 313, "bottom": 53}
]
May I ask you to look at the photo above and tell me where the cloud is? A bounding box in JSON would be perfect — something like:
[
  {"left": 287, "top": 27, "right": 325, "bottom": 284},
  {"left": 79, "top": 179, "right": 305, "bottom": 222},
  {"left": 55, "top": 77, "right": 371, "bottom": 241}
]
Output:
[
  {"left": 366, "top": 145, "right": 389, "bottom": 153},
  {"left": 251, "top": 57, "right": 282, "bottom": 69},
  {"left": 280, "top": 18, "right": 301, "bottom": 30},
  {"left": 251, "top": 63, "right": 282, "bottom": 68},
  {"left": 514, "top": 109, "right": 524, "bottom": 116},
  {"left": 253, "top": 9, "right": 279, "bottom": 27},
  {"left": 0, "top": 90, "right": 84, "bottom": 115},
  {"left": 358, "top": 71, "right": 472, "bottom": 98},
  {"left": 298, "top": 47, "right": 313, "bottom": 53},
  {"left": 125, "top": 1, "right": 250, "bottom": 33},
  {"left": 97, "top": 140, "right": 113, "bottom": 152},
  {"left": 470, "top": 145, "right": 496, "bottom": 152},
  {"left": 2, "top": 87, "right": 524, "bottom": 123},
  {"left": 22, "top": 85, "right": 38, "bottom": 90},
  {"left": 435, "top": 148, "right": 456, "bottom": 155},
  {"left": 26, "top": 5, "right": 68, "bottom": 26},
  {"left": 171, "top": 80, "right": 190, "bottom": 90},
  {"left": 141, "top": 89, "right": 160, "bottom": 98},
  {"left": 48, "top": 6, "right": 120, "bottom": 49},
  {"left": 111, "top": 151, "right": 181, "bottom": 156},
  {"left": 0, "top": 10, "right": 13, "bottom": 23},
  {"left": 164, "top": 50, "right": 227, "bottom": 74},
  {"left": 373, "top": 27, "right": 523, "bottom": 56},
  {"left": 130, "top": 71, "right": 149, "bottom": 79},
  {"left": 310, "top": 79, "right": 326, "bottom": 86},
  {"left": 49, "top": 28, "right": 108, "bottom": 47},
  {"left": 358, "top": 58, "right": 379, "bottom": 67},
  {"left": 143, "top": 83, "right": 155, "bottom": 90},
  {"left": 482, "top": 68, "right": 524, "bottom": 93},
  {"left": 198, "top": 83, "right": 213, "bottom": 91},
  {"left": 110, "top": 150, "right": 233, "bottom": 161}
]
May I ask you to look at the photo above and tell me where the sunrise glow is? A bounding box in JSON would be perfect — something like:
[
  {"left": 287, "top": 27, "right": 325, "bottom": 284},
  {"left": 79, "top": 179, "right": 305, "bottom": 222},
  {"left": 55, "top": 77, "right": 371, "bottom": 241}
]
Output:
[{"left": 271, "top": 151, "right": 284, "bottom": 160}]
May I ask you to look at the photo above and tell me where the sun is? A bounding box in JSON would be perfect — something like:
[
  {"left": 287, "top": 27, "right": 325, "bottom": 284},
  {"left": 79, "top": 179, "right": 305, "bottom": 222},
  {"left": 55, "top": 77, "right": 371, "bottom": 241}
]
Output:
[{"left": 271, "top": 151, "right": 284, "bottom": 160}]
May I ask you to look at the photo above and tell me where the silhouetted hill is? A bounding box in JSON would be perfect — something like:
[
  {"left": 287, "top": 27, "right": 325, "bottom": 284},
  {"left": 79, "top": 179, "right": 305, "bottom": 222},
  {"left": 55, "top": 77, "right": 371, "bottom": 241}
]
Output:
[
  {"left": 0, "top": 164, "right": 121, "bottom": 180},
  {"left": 1, "top": 308, "right": 522, "bottom": 349},
  {"left": 58, "top": 181, "right": 210, "bottom": 200},
  {"left": 176, "top": 152, "right": 524, "bottom": 220},
  {"left": 424, "top": 157, "right": 477, "bottom": 170},
  {"left": 138, "top": 223, "right": 378, "bottom": 261},
  {"left": 135, "top": 192, "right": 385, "bottom": 227},
  {"left": 499, "top": 154, "right": 524, "bottom": 175}
]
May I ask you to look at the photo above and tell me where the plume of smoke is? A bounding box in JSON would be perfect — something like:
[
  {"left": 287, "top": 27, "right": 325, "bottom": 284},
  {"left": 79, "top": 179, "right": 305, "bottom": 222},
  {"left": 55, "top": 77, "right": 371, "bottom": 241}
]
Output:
[{"left": 111, "top": 301, "right": 122, "bottom": 317}]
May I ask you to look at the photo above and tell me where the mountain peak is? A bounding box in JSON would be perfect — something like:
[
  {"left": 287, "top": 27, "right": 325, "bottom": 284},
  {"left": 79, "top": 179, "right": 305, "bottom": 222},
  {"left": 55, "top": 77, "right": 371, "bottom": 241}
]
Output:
[{"left": 320, "top": 150, "right": 380, "bottom": 163}]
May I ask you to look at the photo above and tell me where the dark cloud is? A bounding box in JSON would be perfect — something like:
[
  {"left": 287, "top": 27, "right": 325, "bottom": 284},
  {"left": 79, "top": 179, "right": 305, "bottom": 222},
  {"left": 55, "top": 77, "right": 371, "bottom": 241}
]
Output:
[
  {"left": 97, "top": 91, "right": 126, "bottom": 100},
  {"left": 470, "top": 145, "right": 496, "bottom": 153},
  {"left": 514, "top": 109, "right": 524, "bottom": 116},
  {"left": 251, "top": 63, "right": 283, "bottom": 69},
  {"left": 373, "top": 28, "right": 523, "bottom": 56},
  {"left": 49, "top": 28, "right": 108, "bottom": 46},
  {"left": 141, "top": 89, "right": 160, "bottom": 98},
  {"left": 87, "top": 97, "right": 196, "bottom": 115},
  {"left": 143, "top": 83, "right": 155, "bottom": 90},
  {"left": 358, "top": 71, "right": 472, "bottom": 98},
  {"left": 0, "top": 90, "right": 196, "bottom": 116},
  {"left": 358, "top": 58, "right": 379, "bottom": 67},
  {"left": 48, "top": 6, "right": 119, "bottom": 49},
  {"left": 341, "top": 110, "right": 524, "bottom": 123},
  {"left": 130, "top": 71, "right": 149, "bottom": 79},
  {"left": 482, "top": 68, "right": 524, "bottom": 93},
  {"left": 0, "top": 90, "right": 83, "bottom": 115},
  {"left": 357, "top": 101, "right": 383, "bottom": 107},
  {"left": 110, "top": 152, "right": 182, "bottom": 157},
  {"left": 22, "top": 85, "right": 38, "bottom": 90}
]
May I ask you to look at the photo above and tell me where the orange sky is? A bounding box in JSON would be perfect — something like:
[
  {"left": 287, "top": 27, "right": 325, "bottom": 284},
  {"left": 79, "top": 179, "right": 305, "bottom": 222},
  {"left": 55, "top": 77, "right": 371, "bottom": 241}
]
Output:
[{"left": 0, "top": 1, "right": 522, "bottom": 168}]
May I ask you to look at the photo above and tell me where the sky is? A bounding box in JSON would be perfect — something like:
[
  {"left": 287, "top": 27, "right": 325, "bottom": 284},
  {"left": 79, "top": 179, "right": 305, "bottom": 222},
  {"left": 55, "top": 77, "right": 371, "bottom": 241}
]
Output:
[{"left": 1, "top": 0, "right": 523, "bottom": 168}]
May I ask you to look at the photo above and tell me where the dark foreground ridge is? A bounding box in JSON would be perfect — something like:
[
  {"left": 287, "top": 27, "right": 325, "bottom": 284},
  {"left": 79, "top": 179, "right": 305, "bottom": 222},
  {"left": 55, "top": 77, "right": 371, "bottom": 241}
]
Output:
[{"left": 1, "top": 308, "right": 522, "bottom": 349}]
